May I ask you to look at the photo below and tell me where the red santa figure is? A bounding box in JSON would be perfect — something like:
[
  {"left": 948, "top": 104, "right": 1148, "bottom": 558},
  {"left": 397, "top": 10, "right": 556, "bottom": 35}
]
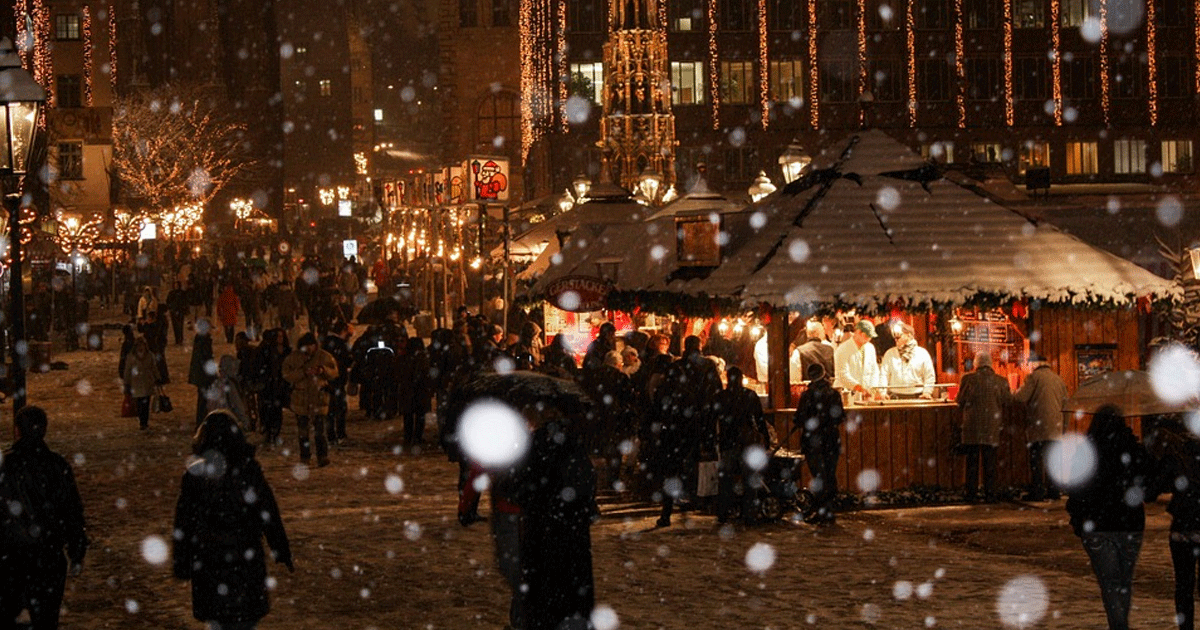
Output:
[{"left": 473, "top": 160, "right": 508, "bottom": 201}]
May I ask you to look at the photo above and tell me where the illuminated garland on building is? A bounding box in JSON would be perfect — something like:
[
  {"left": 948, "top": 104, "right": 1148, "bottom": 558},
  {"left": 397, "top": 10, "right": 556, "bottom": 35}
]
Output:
[
  {"left": 906, "top": 0, "right": 916, "bottom": 126},
  {"left": 858, "top": 0, "right": 869, "bottom": 127},
  {"left": 557, "top": 0, "right": 568, "bottom": 132},
  {"left": 954, "top": 0, "right": 966, "bottom": 128},
  {"left": 54, "top": 213, "right": 103, "bottom": 255},
  {"left": 708, "top": 0, "right": 719, "bottom": 129},
  {"left": 34, "top": 0, "right": 51, "bottom": 108},
  {"left": 1196, "top": 0, "right": 1200, "bottom": 93},
  {"left": 1050, "top": 0, "right": 1062, "bottom": 125},
  {"left": 1147, "top": 0, "right": 1158, "bottom": 125},
  {"left": 83, "top": 5, "right": 93, "bottom": 106},
  {"left": 759, "top": 0, "right": 769, "bottom": 129},
  {"left": 809, "top": 0, "right": 820, "bottom": 128},
  {"left": 519, "top": 0, "right": 549, "bottom": 161},
  {"left": 1099, "top": 0, "right": 1110, "bottom": 125},
  {"left": 1004, "top": 0, "right": 1014, "bottom": 125},
  {"left": 109, "top": 4, "right": 118, "bottom": 94},
  {"left": 15, "top": 0, "right": 27, "bottom": 61}
]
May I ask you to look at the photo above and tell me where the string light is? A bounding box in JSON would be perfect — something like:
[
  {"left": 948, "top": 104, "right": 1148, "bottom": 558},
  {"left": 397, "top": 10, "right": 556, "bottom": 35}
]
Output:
[
  {"left": 1004, "top": 0, "right": 1014, "bottom": 126},
  {"left": 954, "top": 0, "right": 965, "bottom": 128},
  {"left": 858, "top": 0, "right": 869, "bottom": 127},
  {"left": 1050, "top": 0, "right": 1062, "bottom": 125},
  {"left": 708, "top": 0, "right": 719, "bottom": 129},
  {"left": 1195, "top": 0, "right": 1200, "bottom": 93},
  {"left": 109, "top": 4, "right": 117, "bottom": 93},
  {"left": 1099, "top": 0, "right": 1110, "bottom": 125},
  {"left": 557, "top": 0, "right": 567, "bottom": 132},
  {"left": 33, "top": 0, "right": 51, "bottom": 108},
  {"left": 906, "top": 0, "right": 917, "bottom": 126},
  {"left": 809, "top": 0, "right": 820, "bottom": 128},
  {"left": 83, "top": 6, "right": 92, "bottom": 106},
  {"left": 759, "top": 0, "right": 769, "bottom": 129},
  {"left": 519, "top": 0, "right": 555, "bottom": 161},
  {"left": 15, "top": 0, "right": 28, "bottom": 61},
  {"left": 54, "top": 213, "right": 103, "bottom": 255},
  {"left": 1147, "top": 0, "right": 1158, "bottom": 125}
]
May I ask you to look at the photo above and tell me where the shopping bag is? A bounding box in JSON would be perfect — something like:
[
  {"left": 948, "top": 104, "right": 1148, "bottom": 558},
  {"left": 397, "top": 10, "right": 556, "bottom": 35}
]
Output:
[
  {"left": 696, "top": 460, "right": 719, "bottom": 497},
  {"left": 121, "top": 393, "right": 136, "bottom": 418},
  {"left": 154, "top": 390, "right": 174, "bottom": 414}
]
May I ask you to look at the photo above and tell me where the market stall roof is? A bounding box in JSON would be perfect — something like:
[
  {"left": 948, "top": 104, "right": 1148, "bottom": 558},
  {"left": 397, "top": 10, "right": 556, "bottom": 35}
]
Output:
[
  {"left": 646, "top": 177, "right": 747, "bottom": 220},
  {"left": 683, "top": 130, "right": 1178, "bottom": 310}
]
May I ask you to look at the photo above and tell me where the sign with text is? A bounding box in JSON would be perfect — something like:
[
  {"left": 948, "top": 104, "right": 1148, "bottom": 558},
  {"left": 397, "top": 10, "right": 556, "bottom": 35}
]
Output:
[
  {"left": 465, "top": 155, "right": 510, "bottom": 203},
  {"left": 342, "top": 239, "right": 358, "bottom": 259},
  {"left": 544, "top": 275, "right": 612, "bottom": 312}
]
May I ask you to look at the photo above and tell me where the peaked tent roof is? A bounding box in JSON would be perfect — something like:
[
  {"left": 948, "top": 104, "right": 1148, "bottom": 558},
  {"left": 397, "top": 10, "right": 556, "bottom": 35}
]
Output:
[{"left": 683, "top": 130, "right": 1177, "bottom": 309}]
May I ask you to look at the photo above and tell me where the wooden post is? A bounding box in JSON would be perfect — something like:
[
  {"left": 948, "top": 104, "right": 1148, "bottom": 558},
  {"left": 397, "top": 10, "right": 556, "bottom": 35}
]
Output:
[{"left": 767, "top": 314, "right": 790, "bottom": 411}]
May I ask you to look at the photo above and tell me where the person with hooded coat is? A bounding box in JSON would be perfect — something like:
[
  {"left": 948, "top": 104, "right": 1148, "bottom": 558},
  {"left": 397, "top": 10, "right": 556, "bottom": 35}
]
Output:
[
  {"left": 173, "top": 411, "right": 293, "bottom": 630},
  {"left": 188, "top": 319, "right": 217, "bottom": 426},
  {"left": 1066, "top": 404, "right": 1155, "bottom": 630}
]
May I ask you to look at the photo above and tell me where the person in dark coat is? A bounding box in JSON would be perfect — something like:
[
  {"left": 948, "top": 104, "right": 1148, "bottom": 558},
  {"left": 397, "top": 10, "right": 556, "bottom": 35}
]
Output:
[
  {"left": 173, "top": 411, "right": 293, "bottom": 630},
  {"left": 188, "top": 319, "right": 217, "bottom": 426},
  {"left": 322, "top": 320, "right": 355, "bottom": 444},
  {"left": 956, "top": 351, "right": 1013, "bottom": 500},
  {"left": 540, "top": 334, "right": 578, "bottom": 380},
  {"left": 1065, "top": 404, "right": 1155, "bottom": 630},
  {"left": 251, "top": 329, "right": 291, "bottom": 446},
  {"left": 352, "top": 317, "right": 405, "bottom": 420},
  {"left": 140, "top": 308, "right": 171, "bottom": 384},
  {"left": 792, "top": 320, "right": 836, "bottom": 386},
  {"left": 0, "top": 406, "right": 89, "bottom": 630},
  {"left": 581, "top": 321, "right": 617, "bottom": 376},
  {"left": 580, "top": 350, "right": 639, "bottom": 490},
  {"left": 1148, "top": 416, "right": 1200, "bottom": 630},
  {"left": 653, "top": 335, "right": 722, "bottom": 528},
  {"left": 397, "top": 336, "right": 433, "bottom": 447},
  {"left": 514, "top": 419, "right": 598, "bottom": 630},
  {"left": 166, "top": 281, "right": 190, "bottom": 345},
  {"left": 714, "top": 365, "right": 770, "bottom": 524},
  {"left": 118, "top": 323, "right": 136, "bottom": 394},
  {"left": 795, "top": 363, "right": 845, "bottom": 524}
]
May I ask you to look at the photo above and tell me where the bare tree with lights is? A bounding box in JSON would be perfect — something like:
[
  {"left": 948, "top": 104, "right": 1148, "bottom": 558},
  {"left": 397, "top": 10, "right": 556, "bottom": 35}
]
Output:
[{"left": 112, "top": 84, "right": 254, "bottom": 221}]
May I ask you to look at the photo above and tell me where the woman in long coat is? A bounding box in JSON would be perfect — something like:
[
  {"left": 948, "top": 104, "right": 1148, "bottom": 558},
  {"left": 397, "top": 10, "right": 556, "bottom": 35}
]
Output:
[
  {"left": 123, "top": 337, "right": 159, "bottom": 430},
  {"left": 173, "top": 410, "right": 293, "bottom": 630}
]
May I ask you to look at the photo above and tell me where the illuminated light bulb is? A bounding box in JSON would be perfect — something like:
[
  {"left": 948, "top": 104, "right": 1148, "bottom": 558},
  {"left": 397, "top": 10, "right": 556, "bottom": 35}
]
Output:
[
  {"left": 1051, "top": 0, "right": 1063, "bottom": 126},
  {"left": 759, "top": 0, "right": 769, "bottom": 129},
  {"left": 1099, "top": 0, "right": 1110, "bottom": 125},
  {"left": 1004, "top": 0, "right": 1014, "bottom": 126},
  {"left": 709, "top": 0, "right": 719, "bottom": 129},
  {"left": 809, "top": 0, "right": 821, "bottom": 128},
  {"left": 1147, "top": 0, "right": 1158, "bottom": 126},
  {"left": 954, "top": 0, "right": 966, "bottom": 128},
  {"left": 859, "top": 0, "right": 869, "bottom": 127},
  {"left": 906, "top": 0, "right": 917, "bottom": 126}
]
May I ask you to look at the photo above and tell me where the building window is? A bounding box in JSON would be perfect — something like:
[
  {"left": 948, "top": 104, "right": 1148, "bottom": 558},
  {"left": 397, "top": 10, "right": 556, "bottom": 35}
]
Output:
[
  {"left": 1014, "top": 57, "right": 1049, "bottom": 100},
  {"left": 1160, "top": 57, "right": 1190, "bottom": 99},
  {"left": 1061, "top": 0, "right": 1091, "bottom": 26},
  {"left": 1019, "top": 141, "right": 1050, "bottom": 174},
  {"left": 492, "top": 0, "right": 513, "bottom": 26},
  {"left": 1062, "top": 57, "right": 1096, "bottom": 100},
  {"left": 57, "top": 141, "right": 83, "bottom": 180},
  {"left": 821, "top": 60, "right": 857, "bottom": 102},
  {"left": 867, "top": 0, "right": 902, "bottom": 29},
  {"left": 670, "top": 0, "right": 706, "bottom": 30},
  {"left": 1016, "top": 0, "right": 1045, "bottom": 27},
  {"left": 478, "top": 90, "right": 519, "bottom": 149},
  {"left": 724, "top": 147, "right": 760, "bottom": 182},
  {"left": 769, "top": 0, "right": 804, "bottom": 30},
  {"left": 770, "top": 60, "right": 804, "bottom": 102},
  {"left": 1113, "top": 58, "right": 1146, "bottom": 99},
  {"left": 870, "top": 59, "right": 905, "bottom": 102},
  {"left": 55, "top": 14, "right": 81, "bottom": 40},
  {"left": 676, "top": 146, "right": 712, "bottom": 185},
  {"left": 1162, "top": 140, "right": 1194, "bottom": 173},
  {"left": 319, "top": 79, "right": 332, "bottom": 97},
  {"left": 971, "top": 142, "right": 1004, "bottom": 163},
  {"left": 917, "top": 0, "right": 949, "bottom": 28},
  {"left": 964, "top": 0, "right": 998, "bottom": 28},
  {"left": 921, "top": 141, "right": 955, "bottom": 163},
  {"left": 569, "top": 62, "right": 604, "bottom": 105},
  {"left": 1113, "top": 139, "right": 1146, "bottom": 174},
  {"left": 1158, "top": 0, "right": 1188, "bottom": 25},
  {"left": 918, "top": 59, "right": 951, "bottom": 101},
  {"left": 671, "top": 61, "right": 706, "bottom": 105},
  {"left": 721, "top": 61, "right": 755, "bottom": 104},
  {"left": 820, "top": 0, "right": 855, "bottom": 29},
  {"left": 1065, "top": 141, "right": 1098, "bottom": 175},
  {"left": 56, "top": 75, "right": 82, "bottom": 108},
  {"left": 966, "top": 58, "right": 1000, "bottom": 101},
  {"left": 569, "top": 0, "right": 604, "bottom": 32},
  {"left": 720, "top": 0, "right": 755, "bottom": 30},
  {"left": 460, "top": 0, "right": 479, "bottom": 27}
]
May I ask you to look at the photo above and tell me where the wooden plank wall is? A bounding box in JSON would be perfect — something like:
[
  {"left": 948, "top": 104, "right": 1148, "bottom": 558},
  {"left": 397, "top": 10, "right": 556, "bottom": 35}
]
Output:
[{"left": 1027, "top": 306, "right": 1144, "bottom": 394}]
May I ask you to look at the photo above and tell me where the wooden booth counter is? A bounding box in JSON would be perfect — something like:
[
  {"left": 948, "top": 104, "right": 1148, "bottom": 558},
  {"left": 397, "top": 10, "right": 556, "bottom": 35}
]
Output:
[{"left": 770, "top": 400, "right": 1037, "bottom": 495}]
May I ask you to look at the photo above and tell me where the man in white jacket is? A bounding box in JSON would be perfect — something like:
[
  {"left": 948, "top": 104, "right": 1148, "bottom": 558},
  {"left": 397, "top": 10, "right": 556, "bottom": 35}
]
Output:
[{"left": 880, "top": 322, "right": 936, "bottom": 399}]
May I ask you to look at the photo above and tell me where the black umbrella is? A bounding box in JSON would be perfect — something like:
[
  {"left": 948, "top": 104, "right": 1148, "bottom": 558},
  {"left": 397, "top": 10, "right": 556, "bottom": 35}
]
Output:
[
  {"left": 355, "top": 296, "right": 405, "bottom": 325},
  {"left": 448, "top": 370, "right": 595, "bottom": 423}
]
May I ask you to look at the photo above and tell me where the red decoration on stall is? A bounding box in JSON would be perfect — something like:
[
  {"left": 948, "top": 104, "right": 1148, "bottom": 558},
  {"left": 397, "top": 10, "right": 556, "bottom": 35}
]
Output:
[
  {"left": 1137, "top": 295, "right": 1152, "bottom": 314},
  {"left": 759, "top": 303, "right": 773, "bottom": 324},
  {"left": 1010, "top": 299, "right": 1028, "bottom": 319}
]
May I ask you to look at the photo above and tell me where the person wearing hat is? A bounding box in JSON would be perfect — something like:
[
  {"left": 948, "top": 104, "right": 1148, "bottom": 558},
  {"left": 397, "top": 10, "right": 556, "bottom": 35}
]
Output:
[
  {"left": 956, "top": 351, "right": 1013, "bottom": 501},
  {"left": 832, "top": 319, "right": 882, "bottom": 400},
  {"left": 1014, "top": 354, "right": 1069, "bottom": 501},
  {"left": 880, "top": 322, "right": 936, "bottom": 400}
]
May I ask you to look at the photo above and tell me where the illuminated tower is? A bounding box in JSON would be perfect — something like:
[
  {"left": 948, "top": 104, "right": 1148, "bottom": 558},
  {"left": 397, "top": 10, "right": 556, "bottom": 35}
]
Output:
[{"left": 598, "top": 0, "right": 676, "bottom": 194}]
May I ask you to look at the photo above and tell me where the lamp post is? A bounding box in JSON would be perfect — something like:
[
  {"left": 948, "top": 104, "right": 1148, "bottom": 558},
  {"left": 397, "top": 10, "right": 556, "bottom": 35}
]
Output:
[
  {"left": 572, "top": 174, "right": 592, "bottom": 202},
  {"left": 0, "top": 37, "right": 46, "bottom": 416},
  {"left": 637, "top": 168, "right": 663, "bottom": 204},
  {"left": 748, "top": 171, "right": 777, "bottom": 202},
  {"left": 778, "top": 142, "right": 811, "bottom": 184}
]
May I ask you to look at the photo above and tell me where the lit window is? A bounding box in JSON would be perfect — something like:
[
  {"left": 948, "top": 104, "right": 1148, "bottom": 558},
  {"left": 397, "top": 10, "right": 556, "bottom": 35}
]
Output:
[
  {"left": 671, "top": 61, "right": 706, "bottom": 105},
  {"left": 971, "top": 142, "right": 1004, "bottom": 163},
  {"left": 1113, "top": 139, "right": 1146, "bottom": 174},
  {"left": 57, "top": 141, "right": 83, "bottom": 180},
  {"left": 1162, "top": 140, "right": 1194, "bottom": 173},
  {"left": 374, "top": 108, "right": 384, "bottom": 122},
  {"left": 569, "top": 62, "right": 604, "bottom": 105},
  {"left": 769, "top": 60, "right": 804, "bottom": 102},
  {"left": 1061, "top": 0, "right": 1091, "bottom": 27},
  {"left": 921, "top": 141, "right": 955, "bottom": 163},
  {"left": 1018, "top": 141, "right": 1050, "bottom": 174},
  {"left": 319, "top": 79, "right": 332, "bottom": 97},
  {"left": 1065, "top": 141, "right": 1098, "bottom": 175},
  {"left": 1015, "top": 0, "right": 1045, "bottom": 27},
  {"left": 720, "top": 61, "right": 755, "bottom": 104},
  {"left": 55, "top": 14, "right": 81, "bottom": 40}
]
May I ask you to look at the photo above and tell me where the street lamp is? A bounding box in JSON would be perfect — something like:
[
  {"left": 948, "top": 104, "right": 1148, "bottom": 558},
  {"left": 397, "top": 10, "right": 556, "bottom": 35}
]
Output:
[
  {"left": 637, "top": 168, "right": 663, "bottom": 204},
  {"left": 778, "top": 142, "right": 811, "bottom": 184},
  {"left": 0, "top": 37, "right": 46, "bottom": 416},
  {"left": 558, "top": 191, "right": 575, "bottom": 214},
  {"left": 572, "top": 174, "right": 592, "bottom": 201},
  {"left": 748, "top": 171, "right": 777, "bottom": 202}
]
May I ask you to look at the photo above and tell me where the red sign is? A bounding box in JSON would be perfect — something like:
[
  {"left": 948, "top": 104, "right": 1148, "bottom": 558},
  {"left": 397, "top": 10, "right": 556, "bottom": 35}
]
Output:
[{"left": 545, "top": 276, "right": 611, "bottom": 312}]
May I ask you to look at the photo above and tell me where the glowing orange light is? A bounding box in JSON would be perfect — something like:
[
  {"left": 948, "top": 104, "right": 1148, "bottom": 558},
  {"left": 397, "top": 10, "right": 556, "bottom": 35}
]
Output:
[
  {"left": 557, "top": 0, "right": 567, "bottom": 132},
  {"left": 759, "top": 0, "right": 770, "bottom": 129},
  {"left": 1099, "top": 0, "right": 1110, "bottom": 125},
  {"left": 809, "top": 0, "right": 820, "bottom": 128},
  {"left": 859, "top": 0, "right": 869, "bottom": 127},
  {"left": 1004, "top": 0, "right": 1014, "bottom": 126},
  {"left": 109, "top": 4, "right": 117, "bottom": 94},
  {"left": 709, "top": 0, "right": 719, "bottom": 129},
  {"left": 1051, "top": 0, "right": 1062, "bottom": 125},
  {"left": 83, "top": 6, "right": 93, "bottom": 106},
  {"left": 954, "top": 0, "right": 966, "bottom": 128},
  {"left": 906, "top": 0, "right": 917, "bottom": 126},
  {"left": 1147, "top": 0, "right": 1158, "bottom": 125}
]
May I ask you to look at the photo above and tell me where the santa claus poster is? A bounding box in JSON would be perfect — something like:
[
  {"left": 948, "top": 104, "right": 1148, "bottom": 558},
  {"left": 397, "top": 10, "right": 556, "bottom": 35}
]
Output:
[{"left": 465, "top": 155, "right": 510, "bottom": 203}]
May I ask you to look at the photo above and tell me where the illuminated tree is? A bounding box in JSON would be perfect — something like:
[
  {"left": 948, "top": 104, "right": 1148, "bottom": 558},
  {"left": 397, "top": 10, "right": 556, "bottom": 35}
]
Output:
[{"left": 112, "top": 84, "right": 253, "bottom": 218}]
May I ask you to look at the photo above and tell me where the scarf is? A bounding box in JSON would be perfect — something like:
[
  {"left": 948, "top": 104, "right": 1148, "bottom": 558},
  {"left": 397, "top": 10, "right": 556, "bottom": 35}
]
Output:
[{"left": 899, "top": 338, "right": 917, "bottom": 362}]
